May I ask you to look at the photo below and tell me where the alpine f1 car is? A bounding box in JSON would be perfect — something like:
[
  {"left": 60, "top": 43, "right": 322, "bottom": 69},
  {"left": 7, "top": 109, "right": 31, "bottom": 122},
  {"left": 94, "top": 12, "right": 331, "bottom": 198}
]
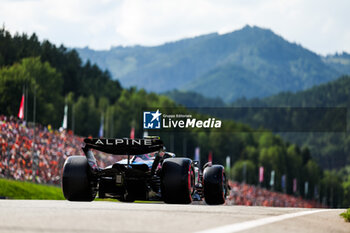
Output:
[{"left": 61, "top": 137, "right": 228, "bottom": 205}]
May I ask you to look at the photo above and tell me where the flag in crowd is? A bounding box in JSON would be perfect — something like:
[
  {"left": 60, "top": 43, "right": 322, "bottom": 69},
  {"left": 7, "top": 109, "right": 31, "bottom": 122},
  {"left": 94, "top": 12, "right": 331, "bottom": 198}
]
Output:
[
  {"left": 208, "top": 151, "right": 213, "bottom": 163},
  {"left": 270, "top": 170, "right": 275, "bottom": 187},
  {"left": 99, "top": 114, "right": 104, "bottom": 138},
  {"left": 259, "top": 166, "right": 264, "bottom": 183},
  {"left": 17, "top": 94, "right": 25, "bottom": 120},
  {"left": 305, "top": 181, "right": 309, "bottom": 196},
  {"left": 281, "top": 175, "right": 286, "bottom": 193},
  {"left": 130, "top": 126, "right": 135, "bottom": 139},
  {"left": 242, "top": 162, "right": 247, "bottom": 183},
  {"left": 226, "top": 156, "right": 231, "bottom": 174},
  {"left": 194, "top": 147, "right": 200, "bottom": 164},
  {"left": 62, "top": 104, "right": 68, "bottom": 129},
  {"left": 293, "top": 178, "right": 297, "bottom": 193}
]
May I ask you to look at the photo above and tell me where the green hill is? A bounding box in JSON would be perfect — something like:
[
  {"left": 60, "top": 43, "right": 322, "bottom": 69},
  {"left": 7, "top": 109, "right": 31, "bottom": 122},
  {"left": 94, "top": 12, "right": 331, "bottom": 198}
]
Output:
[{"left": 77, "top": 25, "right": 345, "bottom": 101}]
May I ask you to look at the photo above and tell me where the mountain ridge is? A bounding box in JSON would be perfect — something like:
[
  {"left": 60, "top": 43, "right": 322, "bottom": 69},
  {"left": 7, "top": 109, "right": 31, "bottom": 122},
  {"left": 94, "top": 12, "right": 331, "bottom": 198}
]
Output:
[{"left": 76, "top": 25, "right": 349, "bottom": 101}]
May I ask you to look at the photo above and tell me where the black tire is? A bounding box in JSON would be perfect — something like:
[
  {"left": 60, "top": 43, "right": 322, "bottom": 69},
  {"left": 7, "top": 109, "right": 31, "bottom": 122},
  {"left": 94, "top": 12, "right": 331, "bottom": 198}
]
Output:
[
  {"left": 62, "top": 156, "right": 96, "bottom": 201},
  {"left": 161, "top": 158, "right": 194, "bottom": 204},
  {"left": 203, "top": 165, "right": 226, "bottom": 205}
]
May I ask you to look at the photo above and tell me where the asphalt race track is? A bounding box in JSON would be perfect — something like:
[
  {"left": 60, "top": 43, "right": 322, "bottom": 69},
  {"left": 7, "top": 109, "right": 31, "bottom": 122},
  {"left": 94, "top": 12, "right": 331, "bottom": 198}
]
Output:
[{"left": 0, "top": 200, "right": 348, "bottom": 233}]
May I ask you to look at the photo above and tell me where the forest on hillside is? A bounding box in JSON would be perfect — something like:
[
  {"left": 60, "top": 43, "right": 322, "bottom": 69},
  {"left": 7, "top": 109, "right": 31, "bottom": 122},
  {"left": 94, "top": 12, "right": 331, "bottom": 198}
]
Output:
[{"left": 229, "top": 76, "right": 350, "bottom": 170}]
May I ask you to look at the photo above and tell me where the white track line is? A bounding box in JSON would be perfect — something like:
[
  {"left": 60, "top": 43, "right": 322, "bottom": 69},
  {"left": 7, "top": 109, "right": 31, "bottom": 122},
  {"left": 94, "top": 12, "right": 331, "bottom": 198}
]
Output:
[{"left": 196, "top": 209, "right": 331, "bottom": 233}]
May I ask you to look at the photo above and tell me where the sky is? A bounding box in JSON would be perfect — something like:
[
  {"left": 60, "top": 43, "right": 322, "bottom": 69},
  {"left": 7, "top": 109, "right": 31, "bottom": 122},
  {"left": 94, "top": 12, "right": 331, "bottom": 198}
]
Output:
[{"left": 0, "top": 0, "right": 349, "bottom": 55}]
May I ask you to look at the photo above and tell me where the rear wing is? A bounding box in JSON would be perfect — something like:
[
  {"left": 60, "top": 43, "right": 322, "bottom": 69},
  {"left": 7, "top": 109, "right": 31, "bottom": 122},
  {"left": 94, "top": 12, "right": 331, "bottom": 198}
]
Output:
[{"left": 83, "top": 138, "right": 164, "bottom": 155}]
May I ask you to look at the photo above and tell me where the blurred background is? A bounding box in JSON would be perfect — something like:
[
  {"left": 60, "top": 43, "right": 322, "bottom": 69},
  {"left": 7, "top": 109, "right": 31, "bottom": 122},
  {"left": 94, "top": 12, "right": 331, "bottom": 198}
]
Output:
[{"left": 0, "top": 0, "right": 350, "bottom": 208}]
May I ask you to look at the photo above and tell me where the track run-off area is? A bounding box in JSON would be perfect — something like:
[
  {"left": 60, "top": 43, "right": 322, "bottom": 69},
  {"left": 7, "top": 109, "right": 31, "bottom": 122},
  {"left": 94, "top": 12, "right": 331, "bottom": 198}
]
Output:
[{"left": 0, "top": 200, "right": 347, "bottom": 233}]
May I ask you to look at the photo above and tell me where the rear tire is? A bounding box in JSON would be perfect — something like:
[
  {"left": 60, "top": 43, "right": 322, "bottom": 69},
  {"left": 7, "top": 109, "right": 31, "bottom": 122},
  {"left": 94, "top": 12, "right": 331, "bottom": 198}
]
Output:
[
  {"left": 161, "top": 158, "right": 194, "bottom": 204},
  {"left": 203, "top": 165, "right": 226, "bottom": 205},
  {"left": 62, "top": 156, "right": 96, "bottom": 201}
]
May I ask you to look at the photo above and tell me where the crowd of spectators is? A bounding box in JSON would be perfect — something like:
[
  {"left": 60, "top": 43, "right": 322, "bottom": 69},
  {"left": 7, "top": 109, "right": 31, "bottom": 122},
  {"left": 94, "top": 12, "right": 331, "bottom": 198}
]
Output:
[
  {"left": 227, "top": 181, "right": 325, "bottom": 208},
  {"left": 0, "top": 115, "right": 115, "bottom": 184}
]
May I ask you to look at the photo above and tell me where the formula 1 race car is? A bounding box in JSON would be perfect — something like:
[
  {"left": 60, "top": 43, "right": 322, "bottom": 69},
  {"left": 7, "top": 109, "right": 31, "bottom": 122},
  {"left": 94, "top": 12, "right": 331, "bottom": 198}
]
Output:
[{"left": 61, "top": 137, "right": 228, "bottom": 205}]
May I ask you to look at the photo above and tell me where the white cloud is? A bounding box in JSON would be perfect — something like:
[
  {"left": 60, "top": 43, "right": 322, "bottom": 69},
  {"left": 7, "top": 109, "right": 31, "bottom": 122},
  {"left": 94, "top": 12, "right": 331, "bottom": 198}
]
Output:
[{"left": 0, "top": 0, "right": 349, "bottom": 54}]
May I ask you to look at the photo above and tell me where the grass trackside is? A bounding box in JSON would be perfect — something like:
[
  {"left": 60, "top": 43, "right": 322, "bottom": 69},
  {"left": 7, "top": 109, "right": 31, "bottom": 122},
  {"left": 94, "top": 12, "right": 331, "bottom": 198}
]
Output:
[
  {"left": 340, "top": 208, "right": 350, "bottom": 222},
  {"left": 0, "top": 178, "right": 64, "bottom": 200},
  {"left": 0, "top": 179, "right": 162, "bottom": 202}
]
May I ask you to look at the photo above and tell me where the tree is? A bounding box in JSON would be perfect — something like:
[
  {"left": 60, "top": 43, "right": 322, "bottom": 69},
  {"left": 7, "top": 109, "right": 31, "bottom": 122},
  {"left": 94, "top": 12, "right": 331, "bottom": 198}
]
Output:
[
  {"left": 321, "top": 170, "right": 344, "bottom": 207},
  {"left": 74, "top": 95, "right": 99, "bottom": 136},
  {"left": 304, "top": 160, "right": 321, "bottom": 199},
  {"left": 286, "top": 145, "right": 302, "bottom": 194},
  {"left": 0, "top": 57, "right": 63, "bottom": 127},
  {"left": 342, "top": 179, "right": 350, "bottom": 207},
  {"left": 232, "top": 160, "right": 256, "bottom": 184}
]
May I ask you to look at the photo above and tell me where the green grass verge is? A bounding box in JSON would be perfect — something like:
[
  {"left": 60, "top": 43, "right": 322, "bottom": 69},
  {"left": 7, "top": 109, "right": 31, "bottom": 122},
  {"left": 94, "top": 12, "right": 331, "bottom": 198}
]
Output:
[
  {"left": 0, "top": 178, "right": 64, "bottom": 200},
  {"left": 340, "top": 208, "right": 350, "bottom": 222},
  {"left": 0, "top": 178, "right": 163, "bottom": 202}
]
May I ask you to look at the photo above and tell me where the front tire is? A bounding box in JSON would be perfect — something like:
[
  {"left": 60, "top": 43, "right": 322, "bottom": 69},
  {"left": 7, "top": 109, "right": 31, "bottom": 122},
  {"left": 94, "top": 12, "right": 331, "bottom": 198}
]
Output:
[
  {"left": 161, "top": 158, "right": 194, "bottom": 204},
  {"left": 62, "top": 156, "right": 96, "bottom": 201},
  {"left": 203, "top": 165, "right": 226, "bottom": 205}
]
